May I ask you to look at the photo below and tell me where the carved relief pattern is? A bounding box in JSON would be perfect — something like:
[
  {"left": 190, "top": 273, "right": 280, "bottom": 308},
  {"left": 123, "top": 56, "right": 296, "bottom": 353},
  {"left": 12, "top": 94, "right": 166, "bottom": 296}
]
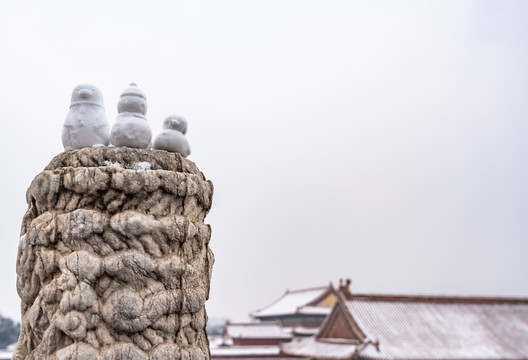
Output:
[{"left": 14, "top": 148, "right": 214, "bottom": 360}]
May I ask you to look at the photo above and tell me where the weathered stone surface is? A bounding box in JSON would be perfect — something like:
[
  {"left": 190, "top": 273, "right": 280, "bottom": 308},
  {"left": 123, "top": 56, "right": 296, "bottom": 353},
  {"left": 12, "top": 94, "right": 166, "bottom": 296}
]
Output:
[{"left": 14, "top": 147, "right": 214, "bottom": 359}]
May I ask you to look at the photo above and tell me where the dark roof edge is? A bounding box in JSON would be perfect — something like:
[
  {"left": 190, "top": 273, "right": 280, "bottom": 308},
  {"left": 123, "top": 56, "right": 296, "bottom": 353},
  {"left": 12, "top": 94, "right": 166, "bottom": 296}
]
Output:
[
  {"left": 343, "top": 293, "right": 528, "bottom": 304},
  {"left": 286, "top": 285, "right": 333, "bottom": 294}
]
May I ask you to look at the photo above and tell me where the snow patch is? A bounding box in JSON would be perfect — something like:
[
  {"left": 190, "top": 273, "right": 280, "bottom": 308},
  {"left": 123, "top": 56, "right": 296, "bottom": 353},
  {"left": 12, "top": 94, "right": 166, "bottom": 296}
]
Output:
[
  {"left": 103, "top": 160, "right": 123, "bottom": 168},
  {"left": 102, "top": 160, "right": 151, "bottom": 170},
  {"left": 128, "top": 162, "right": 151, "bottom": 170},
  {"left": 19, "top": 234, "right": 26, "bottom": 249}
]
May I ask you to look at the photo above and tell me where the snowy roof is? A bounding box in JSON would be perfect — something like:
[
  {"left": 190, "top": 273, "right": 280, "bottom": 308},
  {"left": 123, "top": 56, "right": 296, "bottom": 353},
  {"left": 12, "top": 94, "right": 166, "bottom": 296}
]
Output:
[
  {"left": 297, "top": 305, "right": 332, "bottom": 315},
  {"left": 282, "top": 337, "right": 358, "bottom": 360},
  {"left": 210, "top": 345, "right": 304, "bottom": 359},
  {"left": 224, "top": 322, "right": 293, "bottom": 339},
  {"left": 283, "top": 293, "right": 528, "bottom": 359},
  {"left": 287, "top": 326, "right": 320, "bottom": 336},
  {"left": 251, "top": 285, "right": 335, "bottom": 318},
  {"left": 211, "top": 345, "right": 281, "bottom": 357}
]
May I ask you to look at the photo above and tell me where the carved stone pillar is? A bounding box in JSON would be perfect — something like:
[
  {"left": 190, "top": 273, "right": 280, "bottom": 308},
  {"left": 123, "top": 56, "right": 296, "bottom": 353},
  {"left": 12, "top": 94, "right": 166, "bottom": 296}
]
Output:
[{"left": 14, "top": 147, "right": 214, "bottom": 360}]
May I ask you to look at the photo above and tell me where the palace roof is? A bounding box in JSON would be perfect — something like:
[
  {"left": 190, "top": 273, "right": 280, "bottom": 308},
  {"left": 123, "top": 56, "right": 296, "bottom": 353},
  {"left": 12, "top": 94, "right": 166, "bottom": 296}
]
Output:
[
  {"left": 251, "top": 285, "right": 336, "bottom": 319},
  {"left": 282, "top": 292, "right": 528, "bottom": 359}
]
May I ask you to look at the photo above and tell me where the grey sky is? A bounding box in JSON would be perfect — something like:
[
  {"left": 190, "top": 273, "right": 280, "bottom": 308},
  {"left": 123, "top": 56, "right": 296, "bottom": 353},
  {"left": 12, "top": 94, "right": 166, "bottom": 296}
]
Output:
[{"left": 0, "top": 0, "right": 527, "bottom": 323}]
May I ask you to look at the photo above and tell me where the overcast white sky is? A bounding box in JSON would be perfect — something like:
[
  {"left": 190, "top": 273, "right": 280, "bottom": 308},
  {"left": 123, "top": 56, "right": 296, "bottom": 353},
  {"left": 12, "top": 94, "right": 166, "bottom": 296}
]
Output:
[{"left": 0, "top": 0, "right": 527, "bottom": 323}]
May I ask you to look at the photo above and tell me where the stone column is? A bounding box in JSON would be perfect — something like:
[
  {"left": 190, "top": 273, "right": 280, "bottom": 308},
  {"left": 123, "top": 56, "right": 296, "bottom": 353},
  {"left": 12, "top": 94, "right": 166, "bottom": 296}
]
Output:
[{"left": 14, "top": 147, "right": 214, "bottom": 360}]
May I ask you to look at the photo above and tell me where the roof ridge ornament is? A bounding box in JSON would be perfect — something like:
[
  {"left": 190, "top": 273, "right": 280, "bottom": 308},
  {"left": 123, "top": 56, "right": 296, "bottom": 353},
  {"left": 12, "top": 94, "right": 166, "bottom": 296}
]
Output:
[{"left": 339, "top": 278, "right": 352, "bottom": 297}]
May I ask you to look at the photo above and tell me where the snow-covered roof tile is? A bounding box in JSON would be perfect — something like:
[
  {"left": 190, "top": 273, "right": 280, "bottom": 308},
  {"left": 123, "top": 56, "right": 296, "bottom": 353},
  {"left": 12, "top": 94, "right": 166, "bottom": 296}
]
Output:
[
  {"left": 210, "top": 345, "right": 281, "bottom": 357},
  {"left": 344, "top": 296, "right": 528, "bottom": 359},
  {"left": 281, "top": 337, "right": 358, "bottom": 359},
  {"left": 288, "top": 326, "right": 320, "bottom": 336},
  {"left": 297, "top": 305, "right": 333, "bottom": 316},
  {"left": 251, "top": 285, "right": 333, "bottom": 318},
  {"left": 224, "top": 322, "right": 293, "bottom": 339}
]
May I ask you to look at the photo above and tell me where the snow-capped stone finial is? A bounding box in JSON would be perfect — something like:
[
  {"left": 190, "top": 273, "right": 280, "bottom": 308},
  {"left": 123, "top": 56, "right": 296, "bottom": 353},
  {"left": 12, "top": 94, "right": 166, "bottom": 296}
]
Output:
[
  {"left": 153, "top": 115, "right": 191, "bottom": 157},
  {"left": 62, "top": 84, "right": 110, "bottom": 151},
  {"left": 110, "top": 83, "right": 152, "bottom": 148}
]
